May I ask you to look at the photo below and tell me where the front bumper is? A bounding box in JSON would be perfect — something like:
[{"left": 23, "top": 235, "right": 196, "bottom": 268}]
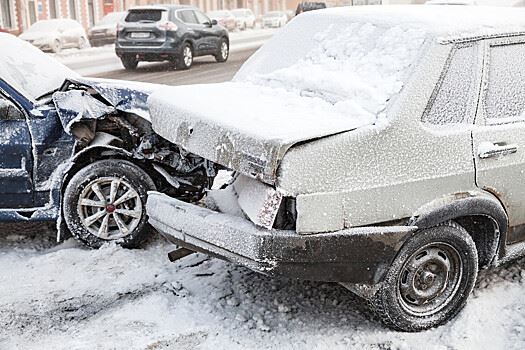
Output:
[{"left": 147, "top": 192, "right": 415, "bottom": 284}]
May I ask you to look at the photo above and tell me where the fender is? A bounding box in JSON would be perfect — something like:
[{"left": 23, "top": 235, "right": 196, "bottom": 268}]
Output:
[
  {"left": 408, "top": 191, "right": 508, "bottom": 267},
  {"left": 408, "top": 191, "right": 508, "bottom": 235}
]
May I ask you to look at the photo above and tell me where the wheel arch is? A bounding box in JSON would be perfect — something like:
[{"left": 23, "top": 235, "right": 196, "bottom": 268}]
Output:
[{"left": 408, "top": 191, "right": 508, "bottom": 268}]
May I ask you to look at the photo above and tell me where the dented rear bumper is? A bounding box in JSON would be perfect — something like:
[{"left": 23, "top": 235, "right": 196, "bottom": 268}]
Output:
[{"left": 147, "top": 192, "right": 416, "bottom": 284}]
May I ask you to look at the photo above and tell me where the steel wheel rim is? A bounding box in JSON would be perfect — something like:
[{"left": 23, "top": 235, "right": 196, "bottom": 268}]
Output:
[
  {"left": 184, "top": 46, "right": 193, "bottom": 66},
  {"left": 397, "top": 242, "right": 463, "bottom": 316},
  {"left": 221, "top": 42, "right": 228, "bottom": 59},
  {"left": 77, "top": 177, "right": 143, "bottom": 240}
]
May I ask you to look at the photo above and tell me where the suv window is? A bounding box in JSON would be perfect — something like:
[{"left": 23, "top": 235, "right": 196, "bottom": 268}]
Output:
[
  {"left": 0, "top": 97, "right": 24, "bottom": 121},
  {"left": 177, "top": 10, "right": 198, "bottom": 24},
  {"left": 422, "top": 44, "right": 478, "bottom": 125},
  {"left": 485, "top": 43, "right": 525, "bottom": 124},
  {"left": 125, "top": 9, "right": 164, "bottom": 22},
  {"left": 193, "top": 10, "right": 210, "bottom": 25}
]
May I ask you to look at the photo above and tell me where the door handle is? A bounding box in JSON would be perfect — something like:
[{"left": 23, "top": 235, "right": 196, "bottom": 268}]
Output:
[{"left": 478, "top": 142, "right": 518, "bottom": 159}]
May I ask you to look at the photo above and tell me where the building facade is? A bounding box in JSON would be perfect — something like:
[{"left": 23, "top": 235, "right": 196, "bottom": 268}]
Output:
[{"left": 2, "top": 0, "right": 523, "bottom": 35}]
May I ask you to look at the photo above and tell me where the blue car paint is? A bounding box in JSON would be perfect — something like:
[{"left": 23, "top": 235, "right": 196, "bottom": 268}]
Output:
[{"left": 0, "top": 77, "right": 155, "bottom": 223}]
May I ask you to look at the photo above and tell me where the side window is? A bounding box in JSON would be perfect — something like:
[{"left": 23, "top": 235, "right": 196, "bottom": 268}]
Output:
[
  {"left": 485, "top": 43, "right": 525, "bottom": 124},
  {"left": 193, "top": 10, "right": 210, "bottom": 25},
  {"left": 0, "top": 96, "right": 24, "bottom": 121},
  {"left": 177, "top": 10, "right": 198, "bottom": 24},
  {"left": 422, "top": 44, "right": 479, "bottom": 126}
]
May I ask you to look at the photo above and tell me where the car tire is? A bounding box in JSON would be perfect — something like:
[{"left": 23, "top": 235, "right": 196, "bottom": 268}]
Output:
[
  {"left": 63, "top": 159, "right": 156, "bottom": 249},
  {"left": 176, "top": 43, "right": 193, "bottom": 70},
  {"left": 78, "top": 36, "right": 90, "bottom": 49},
  {"left": 215, "top": 39, "right": 229, "bottom": 63},
  {"left": 369, "top": 221, "right": 478, "bottom": 332},
  {"left": 121, "top": 55, "right": 138, "bottom": 70},
  {"left": 52, "top": 39, "right": 62, "bottom": 53}
]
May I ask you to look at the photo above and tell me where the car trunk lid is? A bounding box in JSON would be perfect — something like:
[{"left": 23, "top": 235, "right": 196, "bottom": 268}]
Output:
[{"left": 149, "top": 82, "right": 375, "bottom": 185}]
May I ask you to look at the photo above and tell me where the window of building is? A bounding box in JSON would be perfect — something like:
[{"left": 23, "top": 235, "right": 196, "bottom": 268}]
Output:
[
  {"left": 69, "top": 0, "right": 77, "bottom": 20},
  {"left": 0, "top": 0, "right": 13, "bottom": 28},
  {"left": 49, "top": 0, "right": 58, "bottom": 18}
]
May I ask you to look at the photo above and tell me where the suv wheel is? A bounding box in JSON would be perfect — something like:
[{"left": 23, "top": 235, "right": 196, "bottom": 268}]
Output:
[
  {"left": 215, "top": 39, "right": 229, "bottom": 63},
  {"left": 369, "top": 222, "right": 478, "bottom": 331},
  {"left": 121, "top": 55, "right": 138, "bottom": 70},
  {"left": 63, "top": 159, "right": 156, "bottom": 249},
  {"left": 52, "top": 39, "right": 62, "bottom": 53},
  {"left": 176, "top": 43, "right": 193, "bottom": 70}
]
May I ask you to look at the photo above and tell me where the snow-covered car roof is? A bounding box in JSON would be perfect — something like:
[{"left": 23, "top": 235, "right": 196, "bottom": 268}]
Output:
[{"left": 0, "top": 33, "right": 78, "bottom": 101}]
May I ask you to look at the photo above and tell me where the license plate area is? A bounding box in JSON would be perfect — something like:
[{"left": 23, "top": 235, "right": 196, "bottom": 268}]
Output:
[{"left": 130, "top": 32, "right": 151, "bottom": 39}]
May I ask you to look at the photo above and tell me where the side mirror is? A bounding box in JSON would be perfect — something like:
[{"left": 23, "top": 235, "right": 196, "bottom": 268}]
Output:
[{"left": 211, "top": 19, "right": 218, "bottom": 26}]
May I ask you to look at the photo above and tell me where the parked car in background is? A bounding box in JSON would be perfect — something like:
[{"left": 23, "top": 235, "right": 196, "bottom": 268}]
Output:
[
  {"left": 285, "top": 10, "right": 295, "bottom": 21},
  {"left": 88, "top": 11, "right": 126, "bottom": 46},
  {"left": 231, "top": 8, "right": 256, "bottom": 30},
  {"left": 295, "top": 2, "right": 326, "bottom": 15},
  {"left": 19, "top": 19, "right": 89, "bottom": 53},
  {"left": 207, "top": 10, "right": 237, "bottom": 31},
  {"left": 261, "top": 11, "right": 288, "bottom": 28},
  {"left": 0, "top": 33, "right": 216, "bottom": 249},
  {"left": 146, "top": 6, "right": 525, "bottom": 332},
  {"left": 116, "top": 5, "right": 229, "bottom": 70}
]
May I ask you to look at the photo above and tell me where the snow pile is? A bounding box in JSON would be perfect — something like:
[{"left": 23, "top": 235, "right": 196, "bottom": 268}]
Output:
[
  {"left": 0, "top": 227, "right": 523, "bottom": 349},
  {"left": 0, "top": 33, "right": 78, "bottom": 100}
]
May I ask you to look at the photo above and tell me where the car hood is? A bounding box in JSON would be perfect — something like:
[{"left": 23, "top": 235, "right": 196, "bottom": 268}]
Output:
[
  {"left": 54, "top": 77, "right": 163, "bottom": 133},
  {"left": 148, "top": 82, "right": 374, "bottom": 185}
]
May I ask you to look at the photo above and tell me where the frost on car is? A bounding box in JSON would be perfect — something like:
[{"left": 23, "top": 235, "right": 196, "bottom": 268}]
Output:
[
  {"left": 147, "top": 6, "right": 525, "bottom": 331},
  {"left": 0, "top": 33, "right": 215, "bottom": 249}
]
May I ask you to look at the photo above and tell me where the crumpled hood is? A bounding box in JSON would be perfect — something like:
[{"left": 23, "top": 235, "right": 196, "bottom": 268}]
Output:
[
  {"left": 54, "top": 77, "right": 163, "bottom": 133},
  {"left": 149, "top": 82, "right": 374, "bottom": 185}
]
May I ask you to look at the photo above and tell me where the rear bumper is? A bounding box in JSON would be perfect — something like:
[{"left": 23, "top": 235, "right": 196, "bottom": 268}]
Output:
[
  {"left": 115, "top": 39, "right": 183, "bottom": 60},
  {"left": 147, "top": 192, "right": 415, "bottom": 284}
]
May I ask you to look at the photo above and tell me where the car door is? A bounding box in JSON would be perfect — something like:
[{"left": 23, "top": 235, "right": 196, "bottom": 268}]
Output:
[
  {"left": 473, "top": 36, "right": 525, "bottom": 244},
  {"left": 0, "top": 94, "right": 33, "bottom": 208},
  {"left": 193, "top": 10, "right": 219, "bottom": 52},
  {"left": 176, "top": 9, "right": 205, "bottom": 53}
]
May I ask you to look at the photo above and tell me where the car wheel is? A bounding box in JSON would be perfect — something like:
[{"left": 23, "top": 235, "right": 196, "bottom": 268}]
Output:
[
  {"left": 215, "top": 39, "right": 229, "bottom": 63},
  {"left": 121, "top": 55, "right": 138, "bottom": 70},
  {"left": 369, "top": 221, "right": 478, "bottom": 332},
  {"left": 176, "top": 43, "right": 193, "bottom": 70},
  {"left": 78, "top": 36, "right": 90, "bottom": 49},
  {"left": 52, "top": 39, "right": 62, "bottom": 53},
  {"left": 63, "top": 159, "right": 156, "bottom": 249}
]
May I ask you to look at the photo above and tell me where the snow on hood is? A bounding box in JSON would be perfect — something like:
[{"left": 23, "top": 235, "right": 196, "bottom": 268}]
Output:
[
  {"left": 0, "top": 33, "right": 78, "bottom": 101},
  {"left": 149, "top": 9, "right": 428, "bottom": 184}
]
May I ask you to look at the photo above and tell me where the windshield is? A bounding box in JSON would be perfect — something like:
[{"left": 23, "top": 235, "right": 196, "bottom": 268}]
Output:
[
  {"left": 125, "top": 9, "right": 164, "bottom": 22},
  {"left": 235, "top": 11, "right": 428, "bottom": 120},
  {"left": 26, "top": 20, "right": 60, "bottom": 33},
  {"left": 96, "top": 12, "right": 125, "bottom": 26},
  {"left": 0, "top": 33, "right": 78, "bottom": 101}
]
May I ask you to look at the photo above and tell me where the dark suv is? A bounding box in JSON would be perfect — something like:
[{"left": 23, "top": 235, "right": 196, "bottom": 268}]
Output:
[{"left": 116, "top": 5, "right": 229, "bottom": 70}]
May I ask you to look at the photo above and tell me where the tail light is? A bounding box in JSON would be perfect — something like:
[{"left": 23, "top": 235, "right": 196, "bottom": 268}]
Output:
[{"left": 157, "top": 21, "right": 178, "bottom": 31}]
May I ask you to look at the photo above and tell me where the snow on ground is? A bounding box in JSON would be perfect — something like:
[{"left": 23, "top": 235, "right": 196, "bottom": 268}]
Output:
[{"left": 0, "top": 222, "right": 523, "bottom": 350}]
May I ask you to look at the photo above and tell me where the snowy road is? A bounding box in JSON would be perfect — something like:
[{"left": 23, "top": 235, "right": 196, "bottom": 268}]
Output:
[
  {"left": 0, "top": 223, "right": 523, "bottom": 350},
  {"left": 55, "top": 29, "right": 275, "bottom": 78}
]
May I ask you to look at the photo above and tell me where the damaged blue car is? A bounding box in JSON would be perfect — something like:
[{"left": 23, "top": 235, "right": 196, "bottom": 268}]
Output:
[{"left": 0, "top": 33, "right": 215, "bottom": 248}]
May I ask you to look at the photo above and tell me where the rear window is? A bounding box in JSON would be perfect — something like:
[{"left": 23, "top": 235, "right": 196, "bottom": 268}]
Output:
[{"left": 125, "top": 10, "right": 164, "bottom": 22}]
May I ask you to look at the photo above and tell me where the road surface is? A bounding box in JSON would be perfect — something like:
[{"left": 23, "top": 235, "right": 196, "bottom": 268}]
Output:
[{"left": 94, "top": 47, "right": 257, "bottom": 85}]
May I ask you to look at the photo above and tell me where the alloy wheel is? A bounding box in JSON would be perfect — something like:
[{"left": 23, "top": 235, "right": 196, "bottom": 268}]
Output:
[{"left": 77, "top": 177, "right": 143, "bottom": 240}]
